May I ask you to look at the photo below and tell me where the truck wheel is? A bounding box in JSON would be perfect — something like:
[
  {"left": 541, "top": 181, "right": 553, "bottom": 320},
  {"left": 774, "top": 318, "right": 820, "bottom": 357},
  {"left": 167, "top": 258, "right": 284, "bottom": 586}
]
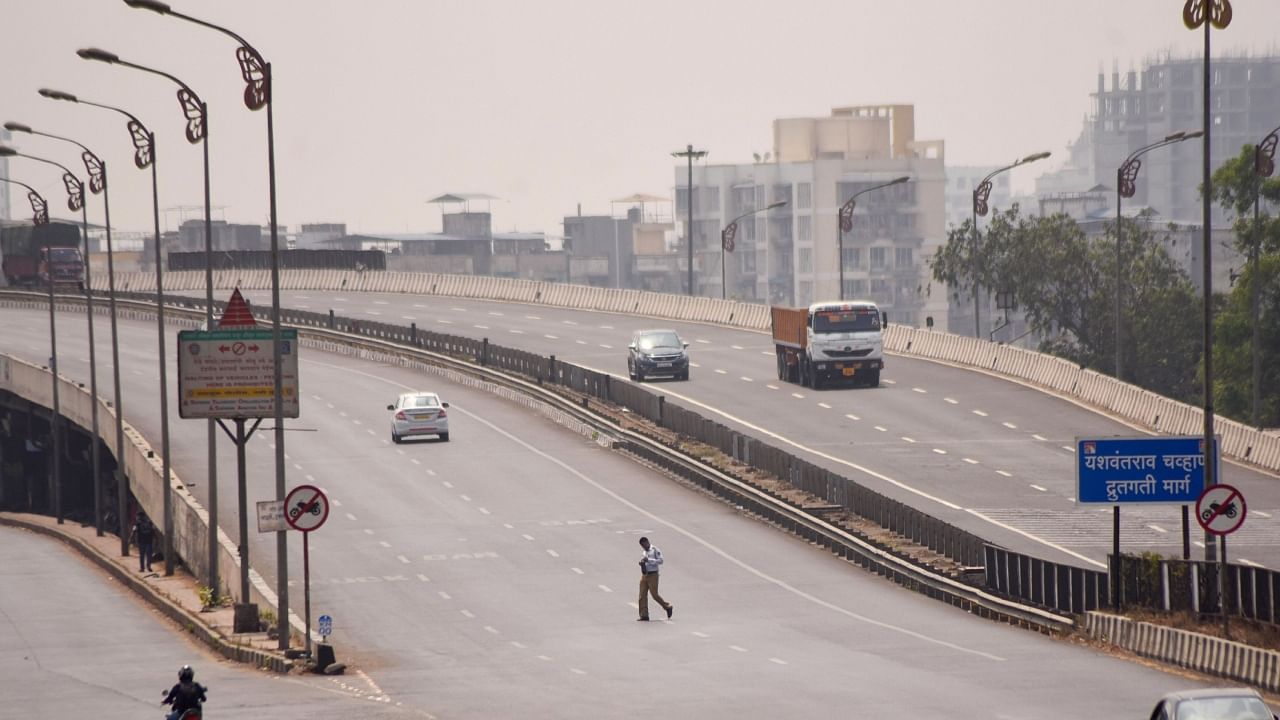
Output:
[
  {"left": 865, "top": 369, "right": 880, "bottom": 387},
  {"left": 776, "top": 350, "right": 786, "bottom": 381},
  {"left": 799, "top": 359, "right": 810, "bottom": 388}
]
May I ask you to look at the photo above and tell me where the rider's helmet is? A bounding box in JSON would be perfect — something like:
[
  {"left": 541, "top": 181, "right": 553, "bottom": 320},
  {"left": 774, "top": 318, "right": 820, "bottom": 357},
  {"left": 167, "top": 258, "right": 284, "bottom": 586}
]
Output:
[{"left": 179, "top": 665, "right": 194, "bottom": 683}]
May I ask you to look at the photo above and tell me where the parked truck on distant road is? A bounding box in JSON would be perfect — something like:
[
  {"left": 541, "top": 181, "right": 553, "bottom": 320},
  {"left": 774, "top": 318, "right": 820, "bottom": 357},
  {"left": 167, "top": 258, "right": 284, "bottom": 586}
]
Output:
[
  {"left": 0, "top": 222, "right": 84, "bottom": 290},
  {"left": 771, "top": 301, "right": 885, "bottom": 389}
]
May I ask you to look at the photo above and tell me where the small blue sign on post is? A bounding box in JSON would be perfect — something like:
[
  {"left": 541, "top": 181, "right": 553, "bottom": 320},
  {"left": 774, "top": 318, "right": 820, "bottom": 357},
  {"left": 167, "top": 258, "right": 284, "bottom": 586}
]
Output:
[
  {"left": 1076, "top": 436, "right": 1217, "bottom": 504},
  {"left": 318, "top": 614, "right": 332, "bottom": 639}
]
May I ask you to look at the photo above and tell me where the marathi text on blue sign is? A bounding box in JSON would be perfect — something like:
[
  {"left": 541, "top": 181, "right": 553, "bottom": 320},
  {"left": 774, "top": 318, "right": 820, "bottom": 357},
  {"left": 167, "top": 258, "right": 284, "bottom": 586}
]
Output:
[{"left": 1076, "top": 436, "right": 1216, "bottom": 505}]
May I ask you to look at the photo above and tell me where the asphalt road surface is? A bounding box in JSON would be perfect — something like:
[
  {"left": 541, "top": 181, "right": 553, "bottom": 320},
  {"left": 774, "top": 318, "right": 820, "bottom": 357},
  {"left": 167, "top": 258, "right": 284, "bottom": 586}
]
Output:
[
  {"left": 0, "top": 307, "right": 1231, "bottom": 718},
  {"left": 227, "top": 289, "right": 1280, "bottom": 570}
]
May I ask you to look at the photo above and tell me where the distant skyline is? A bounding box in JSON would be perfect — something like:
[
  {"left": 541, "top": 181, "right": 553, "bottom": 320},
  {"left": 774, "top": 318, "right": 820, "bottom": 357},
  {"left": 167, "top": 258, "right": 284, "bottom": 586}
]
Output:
[{"left": 2, "top": 0, "right": 1279, "bottom": 238}]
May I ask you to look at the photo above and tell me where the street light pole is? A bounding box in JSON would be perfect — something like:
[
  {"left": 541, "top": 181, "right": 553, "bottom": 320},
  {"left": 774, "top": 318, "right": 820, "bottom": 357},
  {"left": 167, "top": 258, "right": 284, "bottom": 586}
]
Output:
[
  {"left": 672, "top": 144, "right": 707, "bottom": 296},
  {"left": 78, "top": 47, "right": 216, "bottom": 584},
  {"left": 1114, "top": 130, "right": 1203, "bottom": 381},
  {"left": 838, "top": 176, "right": 911, "bottom": 302},
  {"left": 3, "top": 123, "right": 109, "bottom": 535},
  {"left": 972, "top": 152, "right": 1051, "bottom": 338},
  {"left": 121, "top": 1, "right": 292, "bottom": 646},
  {"left": 720, "top": 200, "right": 787, "bottom": 300},
  {"left": 39, "top": 88, "right": 160, "bottom": 557},
  {"left": 0, "top": 146, "right": 85, "bottom": 524},
  {"left": 1252, "top": 125, "right": 1278, "bottom": 429}
]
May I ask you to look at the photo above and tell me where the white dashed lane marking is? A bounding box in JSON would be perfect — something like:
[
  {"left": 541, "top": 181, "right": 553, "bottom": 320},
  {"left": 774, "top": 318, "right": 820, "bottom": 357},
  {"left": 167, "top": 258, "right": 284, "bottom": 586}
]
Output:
[
  {"left": 845, "top": 414, "right": 860, "bottom": 421},
  {"left": 1002, "top": 422, "right": 1018, "bottom": 429},
  {"left": 996, "top": 470, "right": 1013, "bottom": 477},
  {"left": 973, "top": 410, "right": 989, "bottom": 417},
  {"left": 944, "top": 398, "right": 958, "bottom": 404}
]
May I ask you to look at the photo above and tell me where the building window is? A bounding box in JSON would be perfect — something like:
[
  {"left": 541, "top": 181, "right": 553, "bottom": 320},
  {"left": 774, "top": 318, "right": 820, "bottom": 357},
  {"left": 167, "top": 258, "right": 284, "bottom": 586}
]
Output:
[
  {"left": 841, "top": 247, "right": 861, "bottom": 269},
  {"left": 676, "top": 188, "right": 689, "bottom": 214},
  {"left": 797, "top": 215, "right": 812, "bottom": 242},
  {"left": 797, "top": 182, "right": 812, "bottom": 209},
  {"left": 870, "top": 278, "right": 890, "bottom": 302},
  {"left": 798, "top": 281, "right": 813, "bottom": 305},
  {"left": 870, "top": 247, "right": 887, "bottom": 270},
  {"left": 895, "top": 247, "right": 913, "bottom": 268},
  {"left": 843, "top": 278, "right": 867, "bottom": 298},
  {"left": 740, "top": 251, "right": 756, "bottom": 273},
  {"left": 798, "top": 247, "right": 813, "bottom": 274},
  {"left": 701, "top": 187, "right": 720, "bottom": 212}
]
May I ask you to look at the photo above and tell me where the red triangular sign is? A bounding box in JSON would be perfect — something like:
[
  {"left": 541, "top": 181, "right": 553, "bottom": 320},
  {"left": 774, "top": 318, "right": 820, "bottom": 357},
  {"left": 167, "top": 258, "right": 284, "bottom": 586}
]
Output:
[{"left": 218, "top": 288, "right": 258, "bottom": 328}]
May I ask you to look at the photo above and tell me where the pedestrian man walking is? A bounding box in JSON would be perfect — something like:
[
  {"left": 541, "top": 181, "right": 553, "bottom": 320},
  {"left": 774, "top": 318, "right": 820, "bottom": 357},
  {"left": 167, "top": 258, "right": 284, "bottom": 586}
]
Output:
[
  {"left": 132, "top": 512, "right": 156, "bottom": 572},
  {"left": 637, "top": 536, "right": 673, "bottom": 621}
]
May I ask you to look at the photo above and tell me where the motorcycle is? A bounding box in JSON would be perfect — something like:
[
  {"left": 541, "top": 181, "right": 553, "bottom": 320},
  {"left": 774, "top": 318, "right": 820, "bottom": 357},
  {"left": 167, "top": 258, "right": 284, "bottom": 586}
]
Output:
[
  {"left": 161, "top": 689, "right": 204, "bottom": 720},
  {"left": 1200, "top": 501, "right": 1238, "bottom": 522},
  {"left": 288, "top": 499, "right": 322, "bottom": 519}
]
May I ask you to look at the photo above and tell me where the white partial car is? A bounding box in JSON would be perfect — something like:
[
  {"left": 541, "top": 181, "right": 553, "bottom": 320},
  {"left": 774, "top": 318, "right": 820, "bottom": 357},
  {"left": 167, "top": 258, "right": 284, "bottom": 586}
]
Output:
[{"left": 388, "top": 392, "right": 450, "bottom": 443}]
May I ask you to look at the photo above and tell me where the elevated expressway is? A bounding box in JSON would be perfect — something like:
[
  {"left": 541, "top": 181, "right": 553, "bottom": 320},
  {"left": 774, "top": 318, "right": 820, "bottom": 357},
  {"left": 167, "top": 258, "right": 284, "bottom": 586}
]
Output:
[{"left": 0, "top": 306, "right": 1216, "bottom": 719}]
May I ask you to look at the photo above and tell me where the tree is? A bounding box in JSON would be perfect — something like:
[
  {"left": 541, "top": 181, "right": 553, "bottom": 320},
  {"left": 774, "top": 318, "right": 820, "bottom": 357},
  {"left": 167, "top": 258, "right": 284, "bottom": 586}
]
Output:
[
  {"left": 929, "top": 207, "right": 1202, "bottom": 403},
  {"left": 1206, "top": 145, "right": 1280, "bottom": 426}
]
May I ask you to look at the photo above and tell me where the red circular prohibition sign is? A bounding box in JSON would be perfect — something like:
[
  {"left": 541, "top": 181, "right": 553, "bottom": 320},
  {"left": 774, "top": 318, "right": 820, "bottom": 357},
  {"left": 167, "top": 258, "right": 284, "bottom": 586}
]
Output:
[
  {"left": 284, "top": 484, "right": 329, "bottom": 532},
  {"left": 1194, "top": 483, "right": 1246, "bottom": 536}
]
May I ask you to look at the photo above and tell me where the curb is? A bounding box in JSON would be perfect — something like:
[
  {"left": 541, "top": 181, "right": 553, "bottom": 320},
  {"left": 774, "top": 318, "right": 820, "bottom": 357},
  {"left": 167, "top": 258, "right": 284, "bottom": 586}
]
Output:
[
  {"left": 1084, "top": 611, "right": 1280, "bottom": 692},
  {"left": 0, "top": 516, "right": 293, "bottom": 674}
]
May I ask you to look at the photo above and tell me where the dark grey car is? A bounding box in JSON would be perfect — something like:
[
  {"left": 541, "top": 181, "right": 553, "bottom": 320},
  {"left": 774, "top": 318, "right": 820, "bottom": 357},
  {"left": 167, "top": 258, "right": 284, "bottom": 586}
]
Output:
[
  {"left": 627, "top": 329, "right": 689, "bottom": 382},
  {"left": 1148, "top": 688, "right": 1276, "bottom": 720}
]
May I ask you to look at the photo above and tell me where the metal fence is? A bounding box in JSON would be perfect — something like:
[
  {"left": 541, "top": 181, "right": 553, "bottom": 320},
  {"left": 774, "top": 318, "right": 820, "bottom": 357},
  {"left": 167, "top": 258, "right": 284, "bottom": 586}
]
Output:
[
  {"left": 984, "top": 545, "right": 1110, "bottom": 614},
  {"left": 1114, "top": 554, "right": 1280, "bottom": 625}
]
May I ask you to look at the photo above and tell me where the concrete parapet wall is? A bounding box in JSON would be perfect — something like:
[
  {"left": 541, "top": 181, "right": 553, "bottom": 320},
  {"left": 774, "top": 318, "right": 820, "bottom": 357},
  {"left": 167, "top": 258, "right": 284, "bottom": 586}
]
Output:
[
  {"left": 1084, "top": 611, "right": 1280, "bottom": 692},
  {"left": 92, "top": 270, "right": 1280, "bottom": 476}
]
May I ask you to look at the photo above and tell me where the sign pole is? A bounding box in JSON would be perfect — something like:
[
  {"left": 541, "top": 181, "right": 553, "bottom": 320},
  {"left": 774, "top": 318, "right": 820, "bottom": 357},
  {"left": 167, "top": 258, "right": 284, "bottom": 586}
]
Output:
[
  {"left": 235, "top": 417, "right": 250, "bottom": 604},
  {"left": 1112, "top": 506, "right": 1121, "bottom": 611},
  {"left": 1181, "top": 506, "right": 1190, "bottom": 560},
  {"left": 1219, "top": 535, "right": 1228, "bottom": 638},
  {"left": 304, "top": 528, "right": 312, "bottom": 657}
]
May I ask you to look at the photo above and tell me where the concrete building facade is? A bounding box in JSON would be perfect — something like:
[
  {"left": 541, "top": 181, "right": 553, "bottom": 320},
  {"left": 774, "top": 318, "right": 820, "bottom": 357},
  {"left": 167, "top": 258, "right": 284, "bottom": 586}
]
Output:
[{"left": 675, "top": 105, "right": 947, "bottom": 328}]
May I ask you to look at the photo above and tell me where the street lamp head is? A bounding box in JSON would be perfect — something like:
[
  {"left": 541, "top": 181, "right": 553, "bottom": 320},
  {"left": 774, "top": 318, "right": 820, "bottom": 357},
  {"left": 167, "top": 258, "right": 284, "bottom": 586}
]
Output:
[
  {"left": 78, "top": 47, "right": 121, "bottom": 64},
  {"left": 891, "top": 176, "right": 911, "bottom": 185},
  {"left": 1182, "top": 130, "right": 1205, "bottom": 140},
  {"left": 1020, "top": 151, "right": 1052, "bottom": 164},
  {"left": 39, "top": 88, "right": 79, "bottom": 103},
  {"left": 0, "top": 145, "right": 16, "bottom": 157},
  {"left": 766, "top": 200, "right": 788, "bottom": 210},
  {"left": 124, "top": 0, "right": 172, "bottom": 13},
  {"left": 1164, "top": 131, "right": 1187, "bottom": 141},
  {"left": 4, "top": 122, "right": 33, "bottom": 134}
]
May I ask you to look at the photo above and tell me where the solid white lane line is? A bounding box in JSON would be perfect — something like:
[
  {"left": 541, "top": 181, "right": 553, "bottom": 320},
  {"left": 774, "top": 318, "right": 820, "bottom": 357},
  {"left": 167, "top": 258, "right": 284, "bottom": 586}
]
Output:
[{"left": 562, "top": 320, "right": 577, "bottom": 325}]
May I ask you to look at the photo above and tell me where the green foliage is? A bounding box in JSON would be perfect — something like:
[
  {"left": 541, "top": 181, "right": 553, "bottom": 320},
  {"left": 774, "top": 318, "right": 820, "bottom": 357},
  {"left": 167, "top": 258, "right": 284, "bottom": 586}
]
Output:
[
  {"left": 197, "top": 585, "right": 220, "bottom": 610},
  {"left": 929, "top": 206, "right": 1202, "bottom": 402}
]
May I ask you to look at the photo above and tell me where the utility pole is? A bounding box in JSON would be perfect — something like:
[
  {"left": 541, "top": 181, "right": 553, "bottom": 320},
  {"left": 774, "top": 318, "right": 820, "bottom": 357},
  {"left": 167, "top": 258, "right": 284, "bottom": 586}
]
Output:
[{"left": 672, "top": 144, "right": 707, "bottom": 296}]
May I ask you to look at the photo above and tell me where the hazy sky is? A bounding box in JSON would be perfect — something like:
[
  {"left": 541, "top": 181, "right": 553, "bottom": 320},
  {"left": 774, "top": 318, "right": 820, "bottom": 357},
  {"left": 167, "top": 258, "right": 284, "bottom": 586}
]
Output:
[{"left": 2, "top": 0, "right": 1279, "bottom": 239}]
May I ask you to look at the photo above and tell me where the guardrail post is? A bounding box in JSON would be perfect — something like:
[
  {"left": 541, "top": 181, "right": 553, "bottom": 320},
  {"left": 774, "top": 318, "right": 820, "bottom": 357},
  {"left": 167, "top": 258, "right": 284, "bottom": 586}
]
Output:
[
  {"left": 410, "top": 322, "right": 418, "bottom": 347},
  {"left": 327, "top": 309, "right": 335, "bottom": 329},
  {"left": 480, "top": 338, "right": 489, "bottom": 366},
  {"left": 656, "top": 395, "right": 664, "bottom": 427},
  {"left": 548, "top": 354, "right": 555, "bottom": 385}
]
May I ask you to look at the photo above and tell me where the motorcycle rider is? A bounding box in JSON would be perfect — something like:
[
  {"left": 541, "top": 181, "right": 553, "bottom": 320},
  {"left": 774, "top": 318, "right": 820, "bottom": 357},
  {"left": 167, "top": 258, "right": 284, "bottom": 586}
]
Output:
[{"left": 162, "top": 665, "right": 207, "bottom": 719}]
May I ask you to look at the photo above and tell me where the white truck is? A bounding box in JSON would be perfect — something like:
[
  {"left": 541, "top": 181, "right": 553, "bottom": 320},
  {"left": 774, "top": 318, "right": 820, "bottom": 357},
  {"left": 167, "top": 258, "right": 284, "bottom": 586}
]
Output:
[{"left": 771, "top": 301, "right": 885, "bottom": 389}]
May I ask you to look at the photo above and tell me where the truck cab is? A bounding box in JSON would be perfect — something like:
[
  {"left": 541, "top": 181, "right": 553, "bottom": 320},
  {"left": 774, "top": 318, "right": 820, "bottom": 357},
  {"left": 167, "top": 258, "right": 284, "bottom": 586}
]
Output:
[{"left": 771, "top": 300, "right": 885, "bottom": 389}]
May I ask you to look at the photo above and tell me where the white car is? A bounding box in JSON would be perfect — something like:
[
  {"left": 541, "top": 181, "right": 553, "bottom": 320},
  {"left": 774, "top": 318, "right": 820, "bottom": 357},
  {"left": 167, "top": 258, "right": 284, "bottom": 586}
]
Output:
[{"left": 388, "top": 392, "right": 450, "bottom": 443}]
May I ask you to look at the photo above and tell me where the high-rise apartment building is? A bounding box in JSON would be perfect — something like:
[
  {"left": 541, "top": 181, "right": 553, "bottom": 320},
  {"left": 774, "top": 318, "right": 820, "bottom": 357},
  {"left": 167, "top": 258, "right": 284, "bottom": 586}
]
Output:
[{"left": 675, "top": 105, "right": 947, "bottom": 328}]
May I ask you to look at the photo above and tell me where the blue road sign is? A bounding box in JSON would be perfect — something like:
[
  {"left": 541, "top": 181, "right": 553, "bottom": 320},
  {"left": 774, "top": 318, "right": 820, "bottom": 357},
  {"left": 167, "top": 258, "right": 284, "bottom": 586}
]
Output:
[
  {"left": 1076, "top": 436, "right": 1217, "bottom": 505},
  {"left": 318, "top": 614, "right": 332, "bottom": 637}
]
